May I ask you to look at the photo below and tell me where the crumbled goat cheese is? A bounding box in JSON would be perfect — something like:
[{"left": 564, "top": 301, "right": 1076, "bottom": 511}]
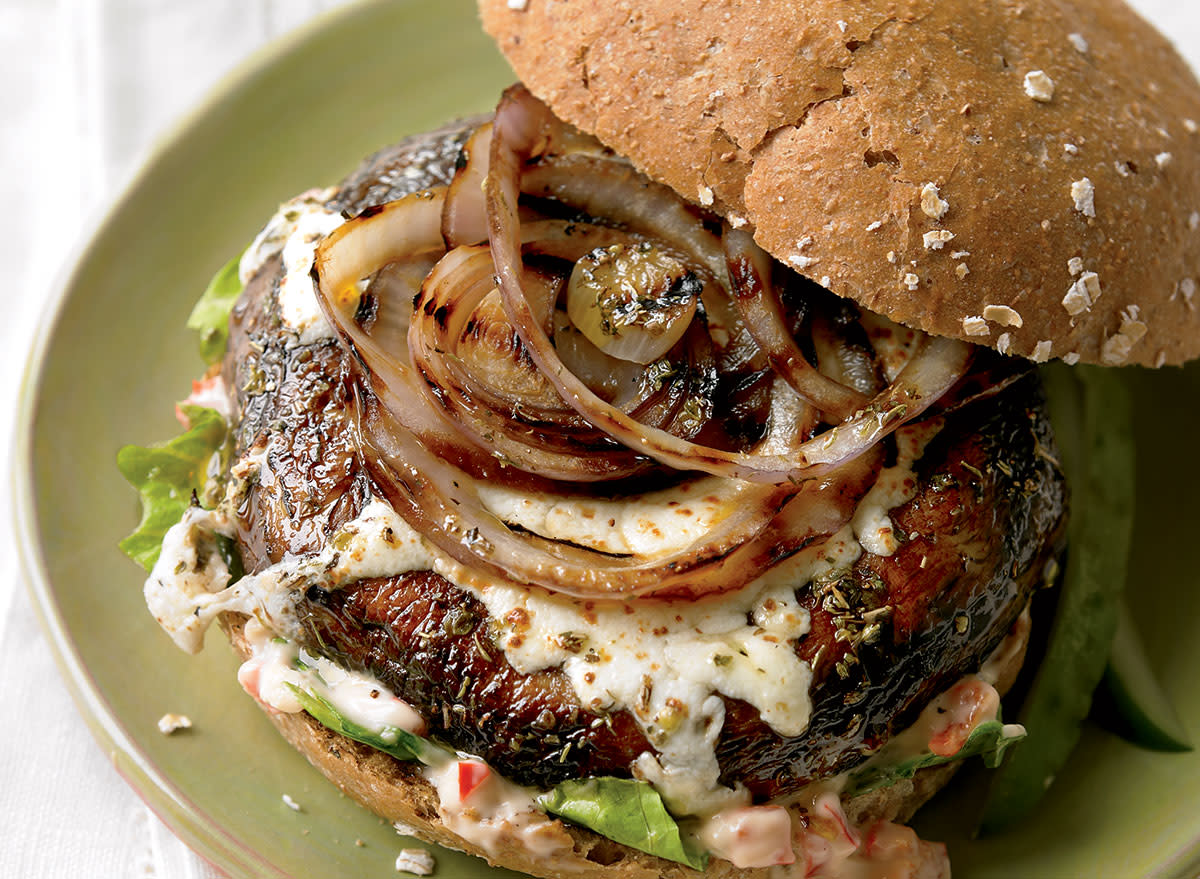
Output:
[
  {"left": 1064, "top": 143, "right": 1079, "bottom": 156},
  {"left": 698, "top": 185, "right": 715, "bottom": 206},
  {"left": 1190, "top": 212, "right": 1200, "bottom": 231},
  {"left": 1031, "top": 340, "right": 1053, "bottom": 362},
  {"left": 865, "top": 220, "right": 883, "bottom": 232},
  {"left": 1071, "top": 178, "right": 1096, "bottom": 218},
  {"left": 1186, "top": 118, "right": 1199, "bottom": 134},
  {"left": 395, "top": 849, "right": 436, "bottom": 876},
  {"left": 904, "top": 272, "right": 920, "bottom": 290},
  {"left": 1024, "top": 70, "right": 1056, "bottom": 102},
  {"left": 1101, "top": 306, "right": 1149, "bottom": 364},
  {"left": 919, "top": 183, "right": 949, "bottom": 219},
  {"left": 728, "top": 214, "right": 747, "bottom": 229},
  {"left": 950, "top": 250, "right": 970, "bottom": 259},
  {"left": 1068, "top": 33, "right": 1089, "bottom": 53},
  {"left": 983, "top": 304, "right": 1023, "bottom": 327},
  {"left": 962, "top": 316, "right": 990, "bottom": 336},
  {"left": 1156, "top": 152, "right": 1174, "bottom": 169},
  {"left": 1068, "top": 256, "right": 1084, "bottom": 276},
  {"left": 157, "top": 713, "right": 192, "bottom": 735},
  {"left": 923, "top": 230, "right": 956, "bottom": 250},
  {"left": 820, "top": 275, "right": 832, "bottom": 288}
]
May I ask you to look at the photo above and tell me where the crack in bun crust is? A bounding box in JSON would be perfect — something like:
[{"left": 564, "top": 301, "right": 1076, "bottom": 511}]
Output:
[{"left": 480, "top": 0, "right": 1200, "bottom": 367}]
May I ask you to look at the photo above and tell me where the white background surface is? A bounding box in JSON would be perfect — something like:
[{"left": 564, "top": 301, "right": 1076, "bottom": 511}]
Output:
[{"left": 1, "top": 1, "right": 1199, "bottom": 877}]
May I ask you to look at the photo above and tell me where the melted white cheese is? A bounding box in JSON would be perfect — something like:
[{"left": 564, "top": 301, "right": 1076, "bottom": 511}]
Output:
[
  {"left": 238, "top": 187, "right": 342, "bottom": 345},
  {"left": 148, "top": 410, "right": 937, "bottom": 815},
  {"left": 851, "top": 419, "right": 942, "bottom": 557}
]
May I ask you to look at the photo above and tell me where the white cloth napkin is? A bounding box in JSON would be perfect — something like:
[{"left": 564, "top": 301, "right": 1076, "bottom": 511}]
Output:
[
  {"left": 2, "top": 1, "right": 1200, "bottom": 877},
  {"left": 1, "top": 3, "right": 351, "bottom": 877}
]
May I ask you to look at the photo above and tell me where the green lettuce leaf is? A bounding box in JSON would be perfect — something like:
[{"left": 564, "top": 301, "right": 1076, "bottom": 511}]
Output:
[
  {"left": 285, "top": 683, "right": 436, "bottom": 765},
  {"left": 186, "top": 252, "right": 244, "bottom": 365},
  {"left": 537, "top": 777, "right": 708, "bottom": 871},
  {"left": 117, "top": 405, "right": 227, "bottom": 570},
  {"left": 844, "top": 720, "right": 1026, "bottom": 798}
]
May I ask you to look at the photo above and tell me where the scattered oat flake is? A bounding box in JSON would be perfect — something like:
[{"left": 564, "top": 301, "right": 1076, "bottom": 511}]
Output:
[
  {"left": 1190, "top": 212, "right": 1200, "bottom": 231},
  {"left": 1156, "top": 152, "right": 1174, "bottom": 169},
  {"left": 1178, "top": 277, "right": 1196, "bottom": 308},
  {"left": 1186, "top": 118, "right": 1199, "bottom": 134},
  {"left": 1062, "top": 280, "right": 1091, "bottom": 315},
  {"left": 996, "top": 333, "right": 1012, "bottom": 355},
  {"left": 866, "top": 220, "right": 883, "bottom": 232},
  {"left": 920, "top": 183, "right": 949, "bottom": 219},
  {"left": 698, "top": 185, "right": 715, "bottom": 206},
  {"left": 1068, "top": 256, "right": 1084, "bottom": 276},
  {"left": 956, "top": 263, "right": 970, "bottom": 279},
  {"left": 282, "top": 794, "right": 302, "bottom": 812},
  {"left": 1071, "top": 178, "right": 1096, "bottom": 218},
  {"left": 1024, "top": 70, "right": 1055, "bottom": 102},
  {"left": 886, "top": 250, "right": 898, "bottom": 264},
  {"left": 962, "top": 316, "right": 990, "bottom": 336},
  {"left": 983, "top": 304, "right": 1023, "bottom": 327},
  {"left": 1031, "top": 340, "right": 1053, "bottom": 362},
  {"left": 395, "top": 849, "right": 436, "bottom": 876},
  {"left": 728, "top": 214, "right": 747, "bottom": 229},
  {"left": 789, "top": 254, "right": 819, "bottom": 269},
  {"left": 820, "top": 275, "right": 832, "bottom": 288},
  {"left": 1068, "top": 33, "right": 1089, "bottom": 53},
  {"left": 1063, "top": 352, "right": 1081, "bottom": 365},
  {"left": 904, "top": 272, "right": 920, "bottom": 290},
  {"left": 157, "top": 713, "right": 192, "bottom": 735},
  {"left": 507, "top": 0, "right": 529, "bottom": 9},
  {"left": 923, "top": 230, "right": 956, "bottom": 250},
  {"left": 950, "top": 250, "right": 971, "bottom": 259},
  {"left": 1100, "top": 306, "right": 1148, "bottom": 364},
  {"left": 837, "top": 19, "right": 848, "bottom": 32},
  {"left": 1063, "top": 143, "right": 1079, "bottom": 156}
]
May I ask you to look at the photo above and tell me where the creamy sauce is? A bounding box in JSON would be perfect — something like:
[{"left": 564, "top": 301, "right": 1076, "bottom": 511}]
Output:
[
  {"left": 698, "top": 804, "right": 796, "bottom": 868},
  {"left": 423, "top": 758, "right": 572, "bottom": 860},
  {"left": 236, "top": 617, "right": 426, "bottom": 738}
]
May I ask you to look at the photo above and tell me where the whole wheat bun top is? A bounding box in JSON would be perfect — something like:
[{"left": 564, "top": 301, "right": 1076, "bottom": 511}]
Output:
[{"left": 480, "top": 0, "right": 1200, "bottom": 367}]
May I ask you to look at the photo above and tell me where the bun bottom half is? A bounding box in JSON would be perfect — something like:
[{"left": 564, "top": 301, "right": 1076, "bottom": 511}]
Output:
[{"left": 224, "top": 613, "right": 1029, "bottom": 879}]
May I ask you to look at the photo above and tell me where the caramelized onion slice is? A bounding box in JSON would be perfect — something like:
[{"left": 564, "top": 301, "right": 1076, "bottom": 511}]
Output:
[
  {"left": 723, "top": 227, "right": 869, "bottom": 421},
  {"left": 486, "top": 84, "right": 970, "bottom": 483},
  {"left": 359, "top": 388, "right": 880, "bottom": 599}
]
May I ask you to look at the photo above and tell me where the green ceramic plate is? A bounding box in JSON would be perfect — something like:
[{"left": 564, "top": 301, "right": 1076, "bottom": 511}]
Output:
[{"left": 13, "top": 0, "right": 1200, "bottom": 876}]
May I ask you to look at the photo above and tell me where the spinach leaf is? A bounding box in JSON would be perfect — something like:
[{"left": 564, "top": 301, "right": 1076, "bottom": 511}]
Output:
[
  {"left": 286, "top": 683, "right": 436, "bottom": 765},
  {"left": 845, "top": 720, "right": 1026, "bottom": 798},
  {"left": 537, "top": 777, "right": 708, "bottom": 871}
]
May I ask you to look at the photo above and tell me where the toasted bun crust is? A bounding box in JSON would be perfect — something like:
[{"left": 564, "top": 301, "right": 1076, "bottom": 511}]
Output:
[
  {"left": 225, "top": 613, "right": 1028, "bottom": 878},
  {"left": 480, "top": 0, "right": 1200, "bottom": 367}
]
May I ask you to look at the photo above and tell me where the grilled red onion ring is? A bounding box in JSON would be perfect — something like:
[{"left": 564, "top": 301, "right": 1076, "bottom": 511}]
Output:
[
  {"left": 310, "top": 84, "right": 974, "bottom": 598},
  {"left": 486, "top": 84, "right": 972, "bottom": 484}
]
